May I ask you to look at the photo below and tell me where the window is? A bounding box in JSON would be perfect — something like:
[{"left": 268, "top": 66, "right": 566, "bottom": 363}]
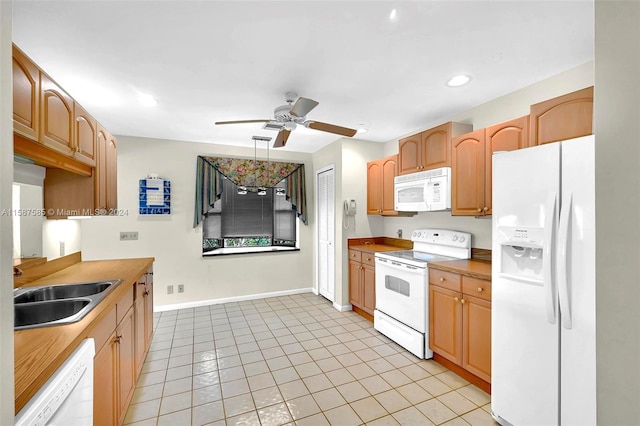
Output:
[{"left": 202, "top": 178, "right": 298, "bottom": 255}]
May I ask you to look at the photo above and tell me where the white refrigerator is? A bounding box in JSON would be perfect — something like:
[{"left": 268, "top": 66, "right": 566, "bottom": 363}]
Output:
[{"left": 491, "top": 135, "right": 596, "bottom": 426}]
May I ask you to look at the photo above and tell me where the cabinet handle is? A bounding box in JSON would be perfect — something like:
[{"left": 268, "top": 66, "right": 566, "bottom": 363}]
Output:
[
  {"left": 144, "top": 290, "right": 149, "bottom": 296},
  {"left": 483, "top": 206, "right": 489, "bottom": 212},
  {"left": 454, "top": 297, "right": 459, "bottom": 302},
  {"left": 439, "top": 277, "right": 445, "bottom": 282},
  {"left": 477, "top": 287, "right": 483, "bottom": 292},
  {"left": 461, "top": 298, "right": 466, "bottom": 304},
  {"left": 477, "top": 208, "right": 482, "bottom": 213},
  {"left": 115, "top": 335, "right": 122, "bottom": 344}
]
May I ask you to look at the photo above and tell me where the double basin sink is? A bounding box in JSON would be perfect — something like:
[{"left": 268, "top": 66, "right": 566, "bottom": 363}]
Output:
[{"left": 14, "top": 279, "right": 122, "bottom": 330}]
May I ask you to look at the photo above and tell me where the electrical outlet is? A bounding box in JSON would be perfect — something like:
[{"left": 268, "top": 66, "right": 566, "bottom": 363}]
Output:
[
  {"left": 120, "top": 232, "right": 139, "bottom": 241},
  {"left": 178, "top": 284, "right": 184, "bottom": 293},
  {"left": 167, "top": 285, "right": 174, "bottom": 294}
]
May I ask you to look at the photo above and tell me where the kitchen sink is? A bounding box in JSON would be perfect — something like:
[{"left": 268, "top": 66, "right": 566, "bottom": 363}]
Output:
[
  {"left": 14, "top": 299, "right": 92, "bottom": 329},
  {"left": 13, "top": 279, "right": 122, "bottom": 330},
  {"left": 13, "top": 280, "right": 117, "bottom": 304}
]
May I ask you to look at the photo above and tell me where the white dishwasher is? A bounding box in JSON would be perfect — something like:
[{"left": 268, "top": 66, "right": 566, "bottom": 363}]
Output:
[{"left": 16, "top": 338, "right": 95, "bottom": 426}]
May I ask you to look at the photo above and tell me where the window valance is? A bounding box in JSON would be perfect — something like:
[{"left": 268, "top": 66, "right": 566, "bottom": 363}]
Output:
[{"left": 194, "top": 156, "right": 307, "bottom": 227}]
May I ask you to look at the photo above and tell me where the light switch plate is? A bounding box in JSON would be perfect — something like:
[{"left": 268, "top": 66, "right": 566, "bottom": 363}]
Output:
[{"left": 120, "top": 232, "right": 138, "bottom": 241}]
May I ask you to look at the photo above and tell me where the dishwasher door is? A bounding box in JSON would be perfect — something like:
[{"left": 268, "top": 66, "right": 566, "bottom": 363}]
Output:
[{"left": 16, "top": 338, "right": 95, "bottom": 426}]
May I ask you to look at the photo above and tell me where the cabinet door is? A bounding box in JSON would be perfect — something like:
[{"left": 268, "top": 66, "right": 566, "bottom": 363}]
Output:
[
  {"left": 96, "top": 124, "right": 118, "bottom": 212},
  {"left": 366, "top": 160, "right": 382, "bottom": 214},
  {"left": 421, "top": 122, "right": 451, "bottom": 170},
  {"left": 530, "top": 86, "right": 593, "bottom": 145},
  {"left": 462, "top": 294, "right": 492, "bottom": 383},
  {"left": 429, "top": 285, "right": 463, "bottom": 365},
  {"left": 134, "top": 284, "right": 146, "bottom": 378},
  {"left": 362, "top": 264, "right": 376, "bottom": 315},
  {"left": 94, "top": 333, "right": 116, "bottom": 426},
  {"left": 349, "top": 260, "right": 363, "bottom": 307},
  {"left": 380, "top": 155, "right": 398, "bottom": 215},
  {"left": 12, "top": 46, "right": 40, "bottom": 140},
  {"left": 40, "top": 73, "right": 74, "bottom": 155},
  {"left": 452, "top": 129, "right": 487, "bottom": 216},
  {"left": 106, "top": 134, "right": 118, "bottom": 210},
  {"left": 398, "top": 134, "right": 421, "bottom": 175},
  {"left": 117, "top": 308, "right": 136, "bottom": 425},
  {"left": 74, "top": 102, "right": 97, "bottom": 167},
  {"left": 144, "top": 269, "right": 154, "bottom": 347},
  {"left": 484, "top": 116, "right": 529, "bottom": 215}
]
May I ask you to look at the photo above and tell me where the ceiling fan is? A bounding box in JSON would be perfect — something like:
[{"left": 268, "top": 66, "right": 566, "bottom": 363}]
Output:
[{"left": 215, "top": 92, "right": 358, "bottom": 148}]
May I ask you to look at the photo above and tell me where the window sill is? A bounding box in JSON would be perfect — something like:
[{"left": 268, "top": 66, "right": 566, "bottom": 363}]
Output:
[{"left": 203, "top": 246, "right": 299, "bottom": 257}]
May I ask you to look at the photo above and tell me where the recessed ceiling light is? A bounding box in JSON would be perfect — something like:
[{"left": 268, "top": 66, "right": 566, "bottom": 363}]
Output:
[
  {"left": 138, "top": 93, "right": 158, "bottom": 107},
  {"left": 446, "top": 75, "right": 471, "bottom": 87},
  {"left": 389, "top": 9, "right": 397, "bottom": 20},
  {"left": 357, "top": 126, "right": 368, "bottom": 134}
]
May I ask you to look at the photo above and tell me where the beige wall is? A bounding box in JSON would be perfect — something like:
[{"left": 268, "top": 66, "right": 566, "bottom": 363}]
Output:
[
  {"left": 381, "top": 62, "right": 594, "bottom": 248},
  {"left": 594, "top": 1, "right": 640, "bottom": 423},
  {"left": 0, "top": 1, "right": 14, "bottom": 423},
  {"left": 80, "top": 136, "right": 315, "bottom": 309}
]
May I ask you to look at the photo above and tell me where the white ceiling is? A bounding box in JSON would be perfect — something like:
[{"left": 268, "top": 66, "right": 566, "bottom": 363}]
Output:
[{"left": 12, "top": 1, "right": 594, "bottom": 153}]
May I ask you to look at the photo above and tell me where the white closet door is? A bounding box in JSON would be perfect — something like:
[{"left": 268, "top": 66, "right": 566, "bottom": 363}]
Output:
[{"left": 317, "top": 167, "right": 335, "bottom": 302}]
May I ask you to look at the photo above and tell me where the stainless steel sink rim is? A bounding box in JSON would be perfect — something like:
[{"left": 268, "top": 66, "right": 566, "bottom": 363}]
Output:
[{"left": 13, "top": 279, "right": 123, "bottom": 330}]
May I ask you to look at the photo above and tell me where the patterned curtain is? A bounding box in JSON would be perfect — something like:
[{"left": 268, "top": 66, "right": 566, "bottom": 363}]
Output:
[{"left": 194, "top": 156, "right": 307, "bottom": 227}]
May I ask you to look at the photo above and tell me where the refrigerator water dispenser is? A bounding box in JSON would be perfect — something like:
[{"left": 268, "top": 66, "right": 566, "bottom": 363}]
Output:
[{"left": 497, "top": 226, "right": 545, "bottom": 284}]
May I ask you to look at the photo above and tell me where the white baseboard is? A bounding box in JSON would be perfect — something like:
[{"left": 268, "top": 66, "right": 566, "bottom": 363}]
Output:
[
  {"left": 333, "top": 302, "right": 353, "bottom": 312},
  {"left": 154, "top": 287, "right": 314, "bottom": 312}
]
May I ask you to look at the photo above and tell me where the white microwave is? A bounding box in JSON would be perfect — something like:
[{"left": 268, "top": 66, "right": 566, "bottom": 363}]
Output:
[{"left": 394, "top": 167, "right": 451, "bottom": 212}]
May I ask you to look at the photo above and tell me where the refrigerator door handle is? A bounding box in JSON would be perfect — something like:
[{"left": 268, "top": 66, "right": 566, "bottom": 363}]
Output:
[
  {"left": 544, "top": 192, "right": 558, "bottom": 324},
  {"left": 557, "top": 193, "right": 573, "bottom": 329}
]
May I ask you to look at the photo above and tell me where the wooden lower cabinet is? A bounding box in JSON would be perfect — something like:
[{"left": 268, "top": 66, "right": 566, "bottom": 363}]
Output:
[
  {"left": 348, "top": 249, "right": 376, "bottom": 319},
  {"left": 91, "top": 266, "right": 154, "bottom": 425},
  {"left": 117, "top": 308, "right": 136, "bottom": 425},
  {"left": 94, "top": 331, "right": 116, "bottom": 426},
  {"left": 429, "top": 269, "right": 491, "bottom": 386}
]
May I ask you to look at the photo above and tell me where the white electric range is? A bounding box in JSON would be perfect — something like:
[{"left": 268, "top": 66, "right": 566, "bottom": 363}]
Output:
[{"left": 374, "top": 229, "right": 471, "bottom": 358}]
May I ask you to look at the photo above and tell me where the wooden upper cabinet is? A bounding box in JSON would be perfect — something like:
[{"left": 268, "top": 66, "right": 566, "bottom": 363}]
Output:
[
  {"left": 367, "top": 154, "right": 398, "bottom": 216},
  {"left": 366, "top": 160, "right": 382, "bottom": 214},
  {"left": 73, "top": 102, "right": 97, "bottom": 167},
  {"left": 398, "top": 134, "right": 421, "bottom": 175},
  {"left": 399, "top": 122, "right": 472, "bottom": 175},
  {"left": 483, "top": 115, "right": 529, "bottom": 215},
  {"left": 421, "top": 122, "right": 451, "bottom": 170},
  {"left": 530, "top": 86, "right": 593, "bottom": 145},
  {"left": 96, "top": 124, "right": 118, "bottom": 212},
  {"left": 452, "top": 129, "right": 486, "bottom": 216},
  {"left": 381, "top": 156, "right": 397, "bottom": 214},
  {"left": 12, "top": 46, "right": 40, "bottom": 140},
  {"left": 40, "top": 72, "right": 74, "bottom": 155}
]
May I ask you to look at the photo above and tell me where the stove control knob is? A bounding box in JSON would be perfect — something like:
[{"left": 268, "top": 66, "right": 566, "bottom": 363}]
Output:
[
  {"left": 452, "top": 235, "right": 458, "bottom": 241},
  {"left": 459, "top": 236, "right": 466, "bottom": 243},
  {"left": 412, "top": 231, "right": 418, "bottom": 238}
]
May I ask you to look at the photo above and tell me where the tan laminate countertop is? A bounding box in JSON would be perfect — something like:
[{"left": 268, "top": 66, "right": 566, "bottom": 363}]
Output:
[
  {"left": 428, "top": 259, "right": 492, "bottom": 280},
  {"left": 14, "top": 257, "right": 154, "bottom": 414},
  {"left": 349, "top": 244, "right": 404, "bottom": 253}
]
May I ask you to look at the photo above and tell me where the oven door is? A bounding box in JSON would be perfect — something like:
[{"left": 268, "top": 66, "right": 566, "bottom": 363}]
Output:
[{"left": 374, "top": 257, "right": 427, "bottom": 332}]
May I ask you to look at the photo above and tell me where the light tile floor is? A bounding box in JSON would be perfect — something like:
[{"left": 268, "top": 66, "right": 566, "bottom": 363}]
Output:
[{"left": 124, "top": 293, "right": 497, "bottom": 426}]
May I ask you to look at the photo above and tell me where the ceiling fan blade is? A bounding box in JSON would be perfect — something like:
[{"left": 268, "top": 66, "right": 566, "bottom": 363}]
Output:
[
  {"left": 214, "top": 119, "right": 270, "bottom": 125},
  {"left": 273, "top": 129, "right": 292, "bottom": 148},
  {"left": 289, "top": 97, "right": 319, "bottom": 118},
  {"left": 306, "top": 121, "right": 357, "bottom": 137}
]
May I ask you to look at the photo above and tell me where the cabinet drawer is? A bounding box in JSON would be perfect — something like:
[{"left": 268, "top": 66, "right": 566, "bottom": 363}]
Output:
[
  {"left": 462, "top": 276, "right": 492, "bottom": 301},
  {"left": 89, "top": 305, "right": 116, "bottom": 353},
  {"left": 429, "top": 269, "right": 461, "bottom": 292},
  {"left": 361, "top": 252, "right": 375, "bottom": 267},
  {"left": 116, "top": 285, "right": 134, "bottom": 325},
  {"left": 349, "top": 250, "right": 362, "bottom": 262}
]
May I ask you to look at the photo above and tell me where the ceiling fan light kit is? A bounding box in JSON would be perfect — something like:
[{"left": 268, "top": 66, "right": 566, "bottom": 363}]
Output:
[{"left": 215, "top": 92, "right": 357, "bottom": 148}]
